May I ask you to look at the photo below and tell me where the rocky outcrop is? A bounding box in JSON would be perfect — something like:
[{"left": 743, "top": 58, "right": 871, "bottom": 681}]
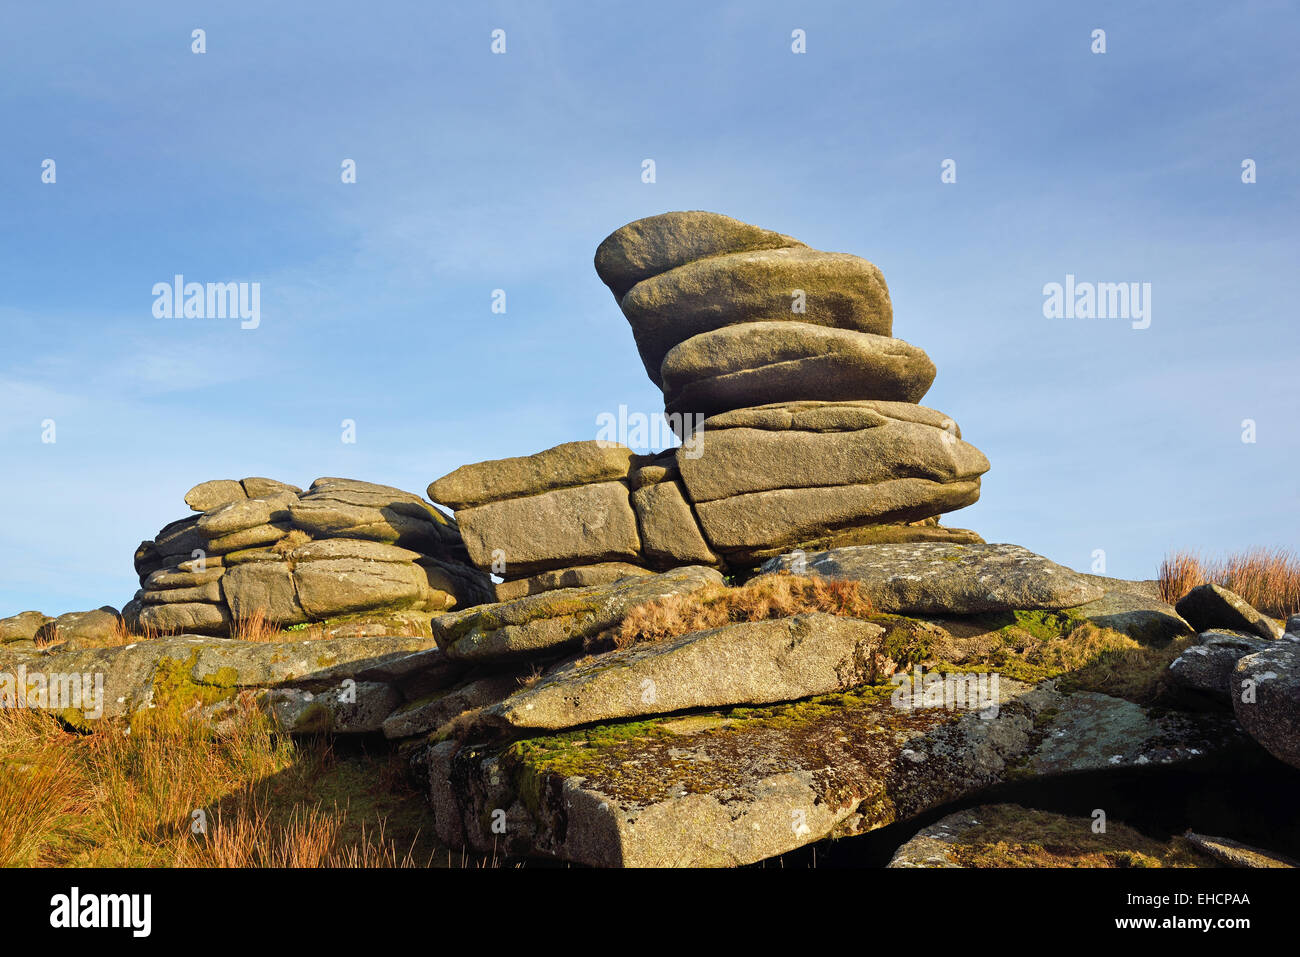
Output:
[
  {"left": 126, "top": 477, "right": 492, "bottom": 637},
  {"left": 428, "top": 676, "right": 1245, "bottom": 867},
  {"left": 427, "top": 212, "right": 988, "bottom": 588}
]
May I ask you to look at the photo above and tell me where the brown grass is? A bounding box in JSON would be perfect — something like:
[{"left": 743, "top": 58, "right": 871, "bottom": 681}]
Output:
[
  {"left": 1159, "top": 548, "right": 1300, "bottom": 618},
  {"left": 594, "top": 572, "right": 875, "bottom": 651},
  {"left": 0, "top": 698, "right": 470, "bottom": 868}
]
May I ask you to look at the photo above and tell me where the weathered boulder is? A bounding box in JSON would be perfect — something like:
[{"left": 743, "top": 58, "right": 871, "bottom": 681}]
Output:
[
  {"left": 661, "top": 323, "right": 936, "bottom": 417},
  {"left": 1233, "top": 641, "right": 1300, "bottom": 769},
  {"left": 1167, "top": 630, "right": 1273, "bottom": 704},
  {"left": 761, "top": 543, "right": 1104, "bottom": 614},
  {"left": 0, "top": 611, "right": 52, "bottom": 644},
  {"left": 621, "top": 247, "right": 893, "bottom": 387},
  {"left": 594, "top": 210, "right": 805, "bottom": 301},
  {"left": 184, "top": 479, "right": 247, "bottom": 512},
  {"left": 696, "top": 480, "right": 984, "bottom": 562},
  {"left": 431, "top": 566, "right": 724, "bottom": 664},
  {"left": 674, "top": 402, "right": 988, "bottom": 561},
  {"left": 1175, "top": 584, "right": 1283, "bottom": 640},
  {"left": 34, "top": 607, "right": 121, "bottom": 648},
  {"left": 477, "top": 613, "right": 887, "bottom": 732},
  {"left": 129, "top": 600, "right": 231, "bottom": 637}
]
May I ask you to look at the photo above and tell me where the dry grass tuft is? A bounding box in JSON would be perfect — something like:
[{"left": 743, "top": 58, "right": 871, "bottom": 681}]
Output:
[
  {"left": 230, "top": 608, "right": 286, "bottom": 643},
  {"left": 1159, "top": 548, "right": 1300, "bottom": 618},
  {"left": 594, "top": 572, "right": 875, "bottom": 651},
  {"left": 0, "top": 698, "right": 452, "bottom": 868}
]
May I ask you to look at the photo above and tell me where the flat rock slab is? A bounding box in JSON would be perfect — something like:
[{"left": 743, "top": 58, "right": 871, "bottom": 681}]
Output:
[
  {"left": 428, "top": 440, "right": 636, "bottom": 511},
  {"left": 887, "top": 805, "right": 1222, "bottom": 868},
  {"left": 661, "top": 322, "right": 936, "bottom": 418},
  {"left": 494, "top": 562, "right": 654, "bottom": 602},
  {"left": 1233, "top": 641, "right": 1300, "bottom": 769},
  {"left": 431, "top": 566, "right": 724, "bottom": 664},
  {"left": 1182, "top": 831, "right": 1297, "bottom": 868},
  {"left": 761, "top": 543, "right": 1105, "bottom": 614},
  {"left": 427, "top": 677, "right": 1244, "bottom": 867},
  {"left": 1176, "top": 584, "right": 1283, "bottom": 640},
  {"left": 479, "top": 613, "right": 887, "bottom": 732}
]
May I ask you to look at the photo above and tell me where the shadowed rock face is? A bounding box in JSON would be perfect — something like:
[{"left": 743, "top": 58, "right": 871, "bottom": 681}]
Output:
[
  {"left": 125, "top": 477, "right": 493, "bottom": 637},
  {"left": 1233, "top": 641, "right": 1300, "bottom": 769}
]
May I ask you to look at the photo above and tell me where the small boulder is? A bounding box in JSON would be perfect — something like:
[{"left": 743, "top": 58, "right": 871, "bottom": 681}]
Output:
[
  {"left": 1175, "top": 584, "right": 1282, "bottom": 640},
  {"left": 0, "top": 610, "right": 52, "bottom": 644}
]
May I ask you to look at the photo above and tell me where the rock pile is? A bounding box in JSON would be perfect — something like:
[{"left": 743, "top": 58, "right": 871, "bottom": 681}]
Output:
[
  {"left": 124, "top": 477, "right": 492, "bottom": 636},
  {"left": 428, "top": 212, "right": 989, "bottom": 593}
]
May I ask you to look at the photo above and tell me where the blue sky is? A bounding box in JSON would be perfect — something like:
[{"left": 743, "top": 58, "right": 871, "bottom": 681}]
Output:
[{"left": 2, "top": 1, "right": 1297, "bottom": 615}]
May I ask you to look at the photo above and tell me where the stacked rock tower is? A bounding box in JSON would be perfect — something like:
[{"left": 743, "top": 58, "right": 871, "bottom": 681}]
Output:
[
  {"left": 127, "top": 477, "right": 492, "bottom": 635},
  {"left": 429, "top": 212, "right": 990, "bottom": 594}
]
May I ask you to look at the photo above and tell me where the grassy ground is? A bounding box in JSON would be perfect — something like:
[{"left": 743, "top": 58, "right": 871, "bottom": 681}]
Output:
[{"left": 0, "top": 700, "right": 499, "bottom": 868}]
